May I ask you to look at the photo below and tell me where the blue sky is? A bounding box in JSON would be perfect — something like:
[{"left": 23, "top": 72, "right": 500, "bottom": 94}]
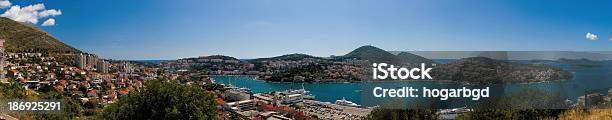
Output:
[{"left": 2, "top": 0, "right": 612, "bottom": 60}]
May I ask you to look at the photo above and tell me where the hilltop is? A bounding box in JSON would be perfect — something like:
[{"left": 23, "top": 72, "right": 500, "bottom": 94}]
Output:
[
  {"left": 343, "top": 45, "right": 402, "bottom": 64},
  {"left": 0, "top": 17, "right": 80, "bottom": 53},
  {"left": 190, "top": 55, "right": 240, "bottom": 61},
  {"left": 249, "top": 53, "right": 321, "bottom": 63},
  {"left": 343, "top": 45, "right": 435, "bottom": 65}
]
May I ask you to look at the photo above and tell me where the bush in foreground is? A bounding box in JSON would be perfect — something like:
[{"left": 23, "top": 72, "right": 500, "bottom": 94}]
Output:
[
  {"left": 101, "top": 79, "right": 218, "bottom": 120},
  {"left": 366, "top": 108, "right": 439, "bottom": 120}
]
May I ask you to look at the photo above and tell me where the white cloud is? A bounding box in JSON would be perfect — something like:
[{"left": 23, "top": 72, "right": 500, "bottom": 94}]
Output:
[
  {"left": 0, "top": 0, "right": 11, "bottom": 9},
  {"left": 41, "top": 18, "right": 55, "bottom": 26},
  {"left": 586, "top": 32, "right": 598, "bottom": 40},
  {"left": 0, "top": 3, "right": 62, "bottom": 25},
  {"left": 24, "top": 3, "right": 44, "bottom": 11},
  {"left": 1, "top": 5, "right": 39, "bottom": 23},
  {"left": 39, "top": 9, "right": 61, "bottom": 17}
]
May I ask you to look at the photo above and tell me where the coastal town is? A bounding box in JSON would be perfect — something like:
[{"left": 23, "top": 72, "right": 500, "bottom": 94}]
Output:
[
  {"left": 159, "top": 54, "right": 370, "bottom": 83},
  {"left": 1, "top": 0, "right": 612, "bottom": 119},
  {"left": 0, "top": 39, "right": 154, "bottom": 107},
  {"left": 3, "top": 33, "right": 612, "bottom": 119},
  {"left": 0, "top": 34, "right": 500, "bottom": 119},
  {"left": 0, "top": 37, "right": 379, "bottom": 119},
  {"left": 3, "top": 32, "right": 612, "bottom": 119}
]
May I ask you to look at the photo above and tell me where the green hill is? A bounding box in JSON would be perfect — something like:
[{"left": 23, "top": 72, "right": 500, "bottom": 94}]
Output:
[
  {"left": 343, "top": 45, "right": 401, "bottom": 64},
  {"left": 200, "top": 55, "right": 240, "bottom": 60},
  {"left": 0, "top": 17, "right": 81, "bottom": 53}
]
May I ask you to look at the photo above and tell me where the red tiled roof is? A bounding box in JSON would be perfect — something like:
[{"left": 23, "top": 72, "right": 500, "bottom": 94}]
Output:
[
  {"left": 109, "top": 94, "right": 117, "bottom": 99},
  {"left": 54, "top": 85, "right": 64, "bottom": 90},
  {"left": 118, "top": 89, "right": 129, "bottom": 94},
  {"left": 87, "top": 90, "right": 97, "bottom": 94},
  {"left": 216, "top": 98, "right": 225, "bottom": 105},
  {"left": 58, "top": 80, "right": 68, "bottom": 85}
]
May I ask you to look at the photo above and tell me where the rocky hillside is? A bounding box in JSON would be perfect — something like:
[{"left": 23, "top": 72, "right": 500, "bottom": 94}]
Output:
[{"left": 0, "top": 17, "right": 80, "bottom": 53}]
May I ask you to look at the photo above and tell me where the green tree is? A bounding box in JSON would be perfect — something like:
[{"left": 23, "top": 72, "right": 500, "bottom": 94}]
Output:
[
  {"left": 0, "top": 80, "right": 30, "bottom": 99},
  {"left": 366, "top": 108, "right": 439, "bottom": 120},
  {"left": 365, "top": 101, "right": 439, "bottom": 120},
  {"left": 101, "top": 79, "right": 218, "bottom": 120},
  {"left": 34, "top": 97, "right": 83, "bottom": 120}
]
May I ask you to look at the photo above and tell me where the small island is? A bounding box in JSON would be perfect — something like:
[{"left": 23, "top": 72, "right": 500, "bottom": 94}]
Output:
[{"left": 432, "top": 57, "right": 573, "bottom": 84}]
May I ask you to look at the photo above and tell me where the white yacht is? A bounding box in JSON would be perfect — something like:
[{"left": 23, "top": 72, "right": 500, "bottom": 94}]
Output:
[
  {"left": 335, "top": 97, "right": 361, "bottom": 107},
  {"left": 291, "top": 83, "right": 310, "bottom": 94},
  {"left": 286, "top": 83, "right": 315, "bottom": 99}
]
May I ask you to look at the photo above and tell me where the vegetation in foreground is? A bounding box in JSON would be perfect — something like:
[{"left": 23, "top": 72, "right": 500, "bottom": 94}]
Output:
[
  {"left": 557, "top": 107, "right": 612, "bottom": 120},
  {"left": 0, "top": 80, "right": 83, "bottom": 120},
  {"left": 101, "top": 79, "right": 218, "bottom": 120},
  {"left": 366, "top": 108, "right": 439, "bottom": 120}
]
